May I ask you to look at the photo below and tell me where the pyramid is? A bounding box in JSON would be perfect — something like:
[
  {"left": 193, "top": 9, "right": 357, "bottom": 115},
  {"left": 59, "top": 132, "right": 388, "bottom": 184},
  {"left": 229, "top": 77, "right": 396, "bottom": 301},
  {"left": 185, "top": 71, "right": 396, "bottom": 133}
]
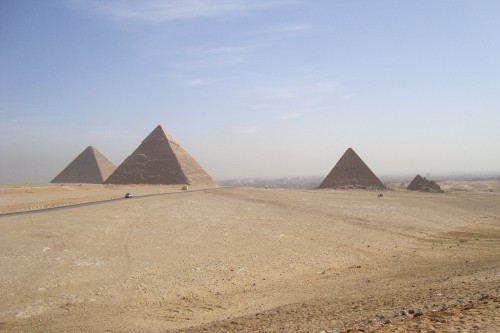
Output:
[
  {"left": 51, "top": 146, "right": 116, "bottom": 184},
  {"left": 105, "top": 125, "right": 217, "bottom": 186},
  {"left": 318, "top": 148, "right": 386, "bottom": 190},
  {"left": 407, "top": 175, "right": 444, "bottom": 193}
]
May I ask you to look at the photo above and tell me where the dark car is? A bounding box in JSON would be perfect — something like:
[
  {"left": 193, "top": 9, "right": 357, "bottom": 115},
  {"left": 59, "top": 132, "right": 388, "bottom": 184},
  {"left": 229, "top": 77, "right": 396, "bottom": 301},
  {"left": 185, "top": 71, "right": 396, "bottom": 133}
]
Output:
[{"left": 124, "top": 192, "right": 133, "bottom": 198}]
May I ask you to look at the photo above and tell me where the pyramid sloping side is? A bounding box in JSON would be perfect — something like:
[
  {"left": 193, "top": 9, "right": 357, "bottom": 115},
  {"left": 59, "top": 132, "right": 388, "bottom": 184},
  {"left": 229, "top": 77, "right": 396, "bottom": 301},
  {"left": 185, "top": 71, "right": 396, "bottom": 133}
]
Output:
[
  {"left": 318, "top": 148, "right": 386, "bottom": 190},
  {"left": 92, "top": 147, "right": 118, "bottom": 181},
  {"left": 51, "top": 146, "right": 116, "bottom": 184},
  {"left": 168, "top": 141, "right": 218, "bottom": 186},
  {"left": 105, "top": 125, "right": 217, "bottom": 186}
]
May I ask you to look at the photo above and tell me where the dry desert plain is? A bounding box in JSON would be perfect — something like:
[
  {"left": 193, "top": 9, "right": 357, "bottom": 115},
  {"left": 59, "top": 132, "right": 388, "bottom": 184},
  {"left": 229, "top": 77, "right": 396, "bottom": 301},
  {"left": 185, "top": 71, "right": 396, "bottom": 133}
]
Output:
[{"left": 0, "top": 181, "right": 499, "bottom": 332}]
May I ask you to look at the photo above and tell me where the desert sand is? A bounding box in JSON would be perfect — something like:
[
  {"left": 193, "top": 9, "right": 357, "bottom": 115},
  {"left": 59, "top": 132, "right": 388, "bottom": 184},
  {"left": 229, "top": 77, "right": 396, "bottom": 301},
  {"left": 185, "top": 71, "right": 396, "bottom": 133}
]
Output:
[{"left": 0, "top": 181, "right": 499, "bottom": 332}]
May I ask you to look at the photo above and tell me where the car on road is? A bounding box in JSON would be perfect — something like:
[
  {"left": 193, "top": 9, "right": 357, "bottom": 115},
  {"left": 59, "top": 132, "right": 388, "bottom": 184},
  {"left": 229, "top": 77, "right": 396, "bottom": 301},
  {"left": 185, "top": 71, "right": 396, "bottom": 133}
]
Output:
[{"left": 124, "top": 192, "right": 133, "bottom": 198}]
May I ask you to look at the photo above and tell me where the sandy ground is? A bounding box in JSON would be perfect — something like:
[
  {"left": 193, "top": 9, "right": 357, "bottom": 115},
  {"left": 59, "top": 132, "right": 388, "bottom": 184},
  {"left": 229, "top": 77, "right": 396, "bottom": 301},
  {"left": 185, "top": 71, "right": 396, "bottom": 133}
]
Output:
[{"left": 0, "top": 181, "right": 499, "bottom": 332}]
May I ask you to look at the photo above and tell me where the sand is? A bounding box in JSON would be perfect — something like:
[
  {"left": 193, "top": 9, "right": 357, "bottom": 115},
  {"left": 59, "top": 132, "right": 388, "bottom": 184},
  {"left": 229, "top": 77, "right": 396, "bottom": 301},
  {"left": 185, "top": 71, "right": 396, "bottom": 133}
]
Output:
[{"left": 0, "top": 182, "right": 499, "bottom": 332}]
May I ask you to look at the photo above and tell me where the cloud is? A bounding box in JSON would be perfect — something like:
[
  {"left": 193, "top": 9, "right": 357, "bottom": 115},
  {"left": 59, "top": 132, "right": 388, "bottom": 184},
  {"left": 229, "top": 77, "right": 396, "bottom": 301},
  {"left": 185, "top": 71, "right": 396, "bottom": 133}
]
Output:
[
  {"left": 280, "top": 112, "right": 301, "bottom": 120},
  {"left": 68, "top": 0, "right": 297, "bottom": 23},
  {"left": 255, "top": 24, "right": 311, "bottom": 35},
  {"left": 340, "top": 93, "right": 356, "bottom": 100},
  {"left": 183, "top": 78, "right": 212, "bottom": 87},
  {"left": 199, "top": 46, "right": 254, "bottom": 55}
]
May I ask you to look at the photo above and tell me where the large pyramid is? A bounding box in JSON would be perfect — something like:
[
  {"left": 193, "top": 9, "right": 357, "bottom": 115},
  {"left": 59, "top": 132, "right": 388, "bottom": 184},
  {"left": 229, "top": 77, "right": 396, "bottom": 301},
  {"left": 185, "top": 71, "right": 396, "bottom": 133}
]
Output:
[
  {"left": 51, "top": 146, "right": 116, "bottom": 184},
  {"left": 318, "top": 148, "right": 386, "bottom": 190},
  {"left": 105, "top": 125, "right": 217, "bottom": 186}
]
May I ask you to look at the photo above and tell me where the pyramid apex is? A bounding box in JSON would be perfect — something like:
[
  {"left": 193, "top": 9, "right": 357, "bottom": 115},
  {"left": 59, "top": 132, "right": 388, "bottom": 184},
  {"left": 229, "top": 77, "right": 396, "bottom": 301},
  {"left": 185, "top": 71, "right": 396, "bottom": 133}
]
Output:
[
  {"left": 85, "top": 146, "right": 99, "bottom": 154},
  {"left": 142, "top": 124, "right": 177, "bottom": 144},
  {"left": 345, "top": 147, "right": 357, "bottom": 153}
]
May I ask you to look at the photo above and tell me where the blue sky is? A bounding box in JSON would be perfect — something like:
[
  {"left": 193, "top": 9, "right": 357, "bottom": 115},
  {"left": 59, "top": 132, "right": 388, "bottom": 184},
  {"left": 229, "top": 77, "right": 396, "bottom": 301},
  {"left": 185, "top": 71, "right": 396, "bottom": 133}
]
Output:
[{"left": 1, "top": 0, "right": 499, "bottom": 183}]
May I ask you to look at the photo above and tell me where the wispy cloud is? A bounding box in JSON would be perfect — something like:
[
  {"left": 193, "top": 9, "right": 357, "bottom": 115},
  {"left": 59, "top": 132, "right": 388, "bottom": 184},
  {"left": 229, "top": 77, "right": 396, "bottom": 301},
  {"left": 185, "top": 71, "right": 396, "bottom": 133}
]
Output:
[
  {"left": 255, "top": 24, "right": 311, "bottom": 35},
  {"left": 340, "top": 93, "right": 357, "bottom": 100},
  {"left": 68, "top": 0, "right": 297, "bottom": 23},
  {"left": 182, "top": 76, "right": 232, "bottom": 87},
  {"left": 199, "top": 46, "right": 254, "bottom": 55},
  {"left": 183, "top": 78, "right": 218, "bottom": 87}
]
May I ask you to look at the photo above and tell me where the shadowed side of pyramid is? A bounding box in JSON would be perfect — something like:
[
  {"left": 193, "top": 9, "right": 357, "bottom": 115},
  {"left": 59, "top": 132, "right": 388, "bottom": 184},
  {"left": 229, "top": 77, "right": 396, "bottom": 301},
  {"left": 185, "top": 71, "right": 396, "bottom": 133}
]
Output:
[
  {"left": 51, "top": 146, "right": 116, "bottom": 184},
  {"left": 318, "top": 148, "right": 386, "bottom": 190},
  {"left": 105, "top": 125, "right": 217, "bottom": 186}
]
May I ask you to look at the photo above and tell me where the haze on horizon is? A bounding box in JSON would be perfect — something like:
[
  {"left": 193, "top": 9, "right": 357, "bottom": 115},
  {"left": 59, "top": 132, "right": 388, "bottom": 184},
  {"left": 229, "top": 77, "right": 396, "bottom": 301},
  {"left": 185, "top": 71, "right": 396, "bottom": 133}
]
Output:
[{"left": 1, "top": 1, "right": 499, "bottom": 184}]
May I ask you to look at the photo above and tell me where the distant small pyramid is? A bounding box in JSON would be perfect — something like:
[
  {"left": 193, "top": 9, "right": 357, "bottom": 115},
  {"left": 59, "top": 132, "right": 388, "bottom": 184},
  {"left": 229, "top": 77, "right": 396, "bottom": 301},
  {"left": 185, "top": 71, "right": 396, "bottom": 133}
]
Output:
[
  {"left": 105, "top": 125, "right": 217, "bottom": 186},
  {"left": 318, "top": 148, "right": 386, "bottom": 190},
  {"left": 407, "top": 175, "right": 444, "bottom": 193},
  {"left": 51, "top": 146, "right": 116, "bottom": 184}
]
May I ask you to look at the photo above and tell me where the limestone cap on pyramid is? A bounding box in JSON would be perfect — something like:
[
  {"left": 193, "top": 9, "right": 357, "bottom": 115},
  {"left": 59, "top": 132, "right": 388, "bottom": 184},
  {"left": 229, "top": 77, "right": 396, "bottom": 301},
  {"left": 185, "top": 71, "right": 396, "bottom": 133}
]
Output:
[
  {"left": 51, "top": 146, "right": 116, "bottom": 184},
  {"left": 318, "top": 147, "right": 386, "bottom": 190},
  {"left": 105, "top": 125, "right": 218, "bottom": 186}
]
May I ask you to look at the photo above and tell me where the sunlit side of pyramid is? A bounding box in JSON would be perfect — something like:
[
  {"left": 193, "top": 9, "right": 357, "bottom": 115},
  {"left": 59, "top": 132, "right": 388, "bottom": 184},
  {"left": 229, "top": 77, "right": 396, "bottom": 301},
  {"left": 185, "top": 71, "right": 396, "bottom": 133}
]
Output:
[
  {"left": 51, "top": 146, "right": 116, "bottom": 184},
  {"left": 318, "top": 148, "right": 386, "bottom": 190},
  {"left": 105, "top": 125, "right": 218, "bottom": 186}
]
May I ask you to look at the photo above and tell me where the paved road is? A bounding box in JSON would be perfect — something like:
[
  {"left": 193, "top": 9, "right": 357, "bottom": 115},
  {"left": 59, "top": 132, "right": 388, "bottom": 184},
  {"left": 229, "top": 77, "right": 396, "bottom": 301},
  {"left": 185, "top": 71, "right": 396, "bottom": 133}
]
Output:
[{"left": 0, "top": 187, "right": 222, "bottom": 218}]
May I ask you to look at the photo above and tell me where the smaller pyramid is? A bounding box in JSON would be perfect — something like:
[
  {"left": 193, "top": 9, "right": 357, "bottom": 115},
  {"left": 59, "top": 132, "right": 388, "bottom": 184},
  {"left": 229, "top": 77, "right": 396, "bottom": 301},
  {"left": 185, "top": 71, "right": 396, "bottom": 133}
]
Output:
[
  {"left": 318, "top": 148, "right": 386, "bottom": 190},
  {"left": 105, "top": 125, "right": 217, "bottom": 186},
  {"left": 407, "top": 175, "right": 444, "bottom": 193},
  {"left": 51, "top": 146, "right": 116, "bottom": 184}
]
